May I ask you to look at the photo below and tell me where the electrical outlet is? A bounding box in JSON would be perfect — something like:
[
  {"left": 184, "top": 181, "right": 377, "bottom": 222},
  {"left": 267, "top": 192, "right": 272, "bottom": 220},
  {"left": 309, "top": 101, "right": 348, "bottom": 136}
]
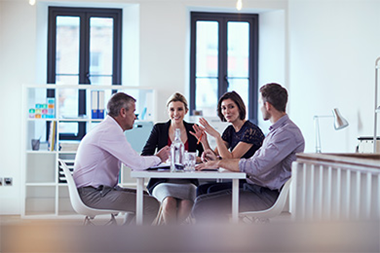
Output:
[{"left": 4, "top": 177, "right": 12, "bottom": 186}]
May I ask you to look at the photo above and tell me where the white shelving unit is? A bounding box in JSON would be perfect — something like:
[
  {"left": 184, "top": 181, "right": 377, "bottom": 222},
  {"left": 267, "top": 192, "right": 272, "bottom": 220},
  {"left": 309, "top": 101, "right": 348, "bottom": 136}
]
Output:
[
  {"left": 21, "top": 84, "right": 156, "bottom": 218},
  {"left": 374, "top": 58, "right": 380, "bottom": 153}
]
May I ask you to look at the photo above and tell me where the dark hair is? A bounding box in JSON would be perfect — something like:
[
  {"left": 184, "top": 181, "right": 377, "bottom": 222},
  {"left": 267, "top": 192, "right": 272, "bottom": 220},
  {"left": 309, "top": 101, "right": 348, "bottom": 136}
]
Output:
[
  {"left": 166, "top": 92, "right": 188, "bottom": 110},
  {"left": 217, "top": 91, "right": 246, "bottom": 122},
  {"left": 259, "top": 83, "right": 288, "bottom": 112},
  {"left": 107, "top": 92, "right": 136, "bottom": 117}
]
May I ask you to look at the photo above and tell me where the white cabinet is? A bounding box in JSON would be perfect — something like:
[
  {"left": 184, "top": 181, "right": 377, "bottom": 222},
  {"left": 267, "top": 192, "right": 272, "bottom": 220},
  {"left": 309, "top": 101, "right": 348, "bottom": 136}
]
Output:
[{"left": 21, "top": 84, "right": 156, "bottom": 218}]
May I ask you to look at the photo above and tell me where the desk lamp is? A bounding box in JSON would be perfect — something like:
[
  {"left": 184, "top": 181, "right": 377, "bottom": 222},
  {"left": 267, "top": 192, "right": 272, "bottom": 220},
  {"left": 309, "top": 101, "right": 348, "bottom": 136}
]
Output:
[{"left": 314, "top": 108, "right": 349, "bottom": 153}]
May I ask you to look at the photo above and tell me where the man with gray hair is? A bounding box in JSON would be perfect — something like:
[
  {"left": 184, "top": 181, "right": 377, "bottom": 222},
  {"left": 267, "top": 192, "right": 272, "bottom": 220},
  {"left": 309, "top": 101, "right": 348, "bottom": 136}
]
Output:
[{"left": 74, "top": 92, "right": 170, "bottom": 224}]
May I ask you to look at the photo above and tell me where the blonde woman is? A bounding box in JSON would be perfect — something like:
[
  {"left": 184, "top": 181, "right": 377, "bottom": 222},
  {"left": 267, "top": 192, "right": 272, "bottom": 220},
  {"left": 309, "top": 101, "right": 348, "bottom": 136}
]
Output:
[{"left": 141, "top": 92, "right": 203, "bottom": 224}]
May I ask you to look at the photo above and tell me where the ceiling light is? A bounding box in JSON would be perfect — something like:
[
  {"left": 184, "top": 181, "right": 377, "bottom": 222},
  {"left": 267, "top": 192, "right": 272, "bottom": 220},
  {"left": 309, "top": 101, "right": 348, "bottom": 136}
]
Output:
[{"left": 236, "top": 0, "right": 242, "bottom": 11}]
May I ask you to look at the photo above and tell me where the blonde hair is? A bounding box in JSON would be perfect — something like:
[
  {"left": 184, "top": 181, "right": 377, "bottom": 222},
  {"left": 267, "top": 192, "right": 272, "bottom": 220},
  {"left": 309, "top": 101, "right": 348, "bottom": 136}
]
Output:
[{"left": 166, "top": 92, "right": 188, "bottom": 110}]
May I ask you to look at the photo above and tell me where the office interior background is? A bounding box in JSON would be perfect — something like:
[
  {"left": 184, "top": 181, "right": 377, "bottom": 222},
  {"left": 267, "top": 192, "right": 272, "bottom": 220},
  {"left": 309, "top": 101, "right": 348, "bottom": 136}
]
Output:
[{"left": 0, "top": 0, "right": 379, "bottom": 215}]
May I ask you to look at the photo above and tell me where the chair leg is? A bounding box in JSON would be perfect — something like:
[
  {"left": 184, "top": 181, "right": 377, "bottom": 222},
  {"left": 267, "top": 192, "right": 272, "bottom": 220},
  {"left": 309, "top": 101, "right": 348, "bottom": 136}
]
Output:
[
  {"left": 104, "top": 214, "right": 118, "bottom": 226},
  {"left": 84, "top": 214, "right": 118, "bottom": 225},
  {"left": 122, "top": 212, "right": 135, "bottom": 225},
  {"left": 241, "top": 216, "right": 270, "bottom": 224},
  {"left": 183, "top": 216, "right": 194, "bottom": 225},
  {"left": 84, "top": 216, "right": 95, "bottom": 225}
]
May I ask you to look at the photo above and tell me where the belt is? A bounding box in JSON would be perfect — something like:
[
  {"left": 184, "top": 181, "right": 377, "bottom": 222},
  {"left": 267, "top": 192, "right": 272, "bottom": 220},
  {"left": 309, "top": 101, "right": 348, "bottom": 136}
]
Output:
[{"left": 78, "top": 185, "right": 113, "bottom": 196}]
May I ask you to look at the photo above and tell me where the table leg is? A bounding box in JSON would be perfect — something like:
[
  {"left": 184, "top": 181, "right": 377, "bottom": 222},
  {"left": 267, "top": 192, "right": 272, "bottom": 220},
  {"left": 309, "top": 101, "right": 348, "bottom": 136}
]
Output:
[
  {"left": 136, "top": 177, "right": 144, "bottom": 225},
  {"left": 231, "top": 178, "right": 239, "bottom": 223}
]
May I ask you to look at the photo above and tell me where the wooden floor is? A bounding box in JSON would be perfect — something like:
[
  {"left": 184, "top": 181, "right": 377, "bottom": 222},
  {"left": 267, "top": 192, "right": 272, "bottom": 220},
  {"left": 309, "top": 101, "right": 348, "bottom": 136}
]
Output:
[
  {"left": 1, "top": 214, "right": 378, "bottom": 253},
  {"left": 0, "top": 213, "right": 380, "bottom": 253},
  {"left": 0, "top": 212, "right": 292, "bottom": 225}
]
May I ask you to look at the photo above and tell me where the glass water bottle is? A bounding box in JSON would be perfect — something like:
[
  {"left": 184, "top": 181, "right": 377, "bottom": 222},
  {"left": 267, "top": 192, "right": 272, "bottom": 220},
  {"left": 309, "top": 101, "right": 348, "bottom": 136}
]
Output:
[{"left": 170, "top": 128, "right": 184, "bottom": 172}]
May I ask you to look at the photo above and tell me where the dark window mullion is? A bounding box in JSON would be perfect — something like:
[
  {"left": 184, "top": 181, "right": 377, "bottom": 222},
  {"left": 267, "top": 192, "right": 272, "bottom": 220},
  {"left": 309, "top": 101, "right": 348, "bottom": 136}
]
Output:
[
  {"left": 113, "top": 13, "right": 122, "bottom": 85},
  {"left": 80, "top": 13, "right": 89, "bottom": 85},
  {"left": 219, "top": 18, "right": 228, "bottom": 99},
  {"left": 76, "top": 13, "right": 89, "bottom": 140},
  {"left": 249, "top": 17, "right": 259, "bottom": 122},
  {"left": 189, "top": 15, "right": 197, "bottom": 115},
  {"left": 47, "top": 10, "right": 57, "bottom": 85},
  {"left": 78, "top": 14, "right": 88, "bottom": 117},
  {"left": 46, "top": 10, "right": 58, "bottom": 141}
]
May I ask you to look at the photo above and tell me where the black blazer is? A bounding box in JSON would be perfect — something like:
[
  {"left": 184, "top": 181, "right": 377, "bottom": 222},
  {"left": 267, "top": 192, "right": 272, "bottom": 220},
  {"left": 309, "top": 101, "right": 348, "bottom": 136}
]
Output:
[{"left": 141, "top": 120, "right": 204, "bottom": 193}]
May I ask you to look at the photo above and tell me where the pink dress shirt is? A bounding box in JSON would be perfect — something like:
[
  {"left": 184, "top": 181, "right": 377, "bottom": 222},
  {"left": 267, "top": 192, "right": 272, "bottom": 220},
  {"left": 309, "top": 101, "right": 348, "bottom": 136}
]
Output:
[{"left": 73, "top": 115, "right": 160, "bottom": 188}]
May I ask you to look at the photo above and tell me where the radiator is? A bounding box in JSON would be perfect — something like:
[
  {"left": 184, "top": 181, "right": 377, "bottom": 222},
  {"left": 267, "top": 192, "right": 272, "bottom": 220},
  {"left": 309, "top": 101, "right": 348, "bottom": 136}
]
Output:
[{"left": 291, "top": 154, "right": 380, "bottom": 221}]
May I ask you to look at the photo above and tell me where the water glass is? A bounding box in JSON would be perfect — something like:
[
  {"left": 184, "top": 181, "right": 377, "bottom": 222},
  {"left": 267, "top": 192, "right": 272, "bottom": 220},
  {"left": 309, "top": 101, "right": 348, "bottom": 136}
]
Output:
[{"left": 184, "top": 152, "right": 196, "bottom": 171}]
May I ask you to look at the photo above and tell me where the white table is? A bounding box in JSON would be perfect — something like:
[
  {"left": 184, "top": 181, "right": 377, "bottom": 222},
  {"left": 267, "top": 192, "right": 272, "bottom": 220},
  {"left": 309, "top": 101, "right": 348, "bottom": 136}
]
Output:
[{"left": 130, "top": 169, "right": 246, "bottom": 225}]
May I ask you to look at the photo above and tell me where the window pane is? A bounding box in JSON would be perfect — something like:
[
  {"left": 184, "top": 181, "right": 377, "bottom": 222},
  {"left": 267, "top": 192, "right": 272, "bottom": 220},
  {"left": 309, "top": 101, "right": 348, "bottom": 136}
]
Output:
[
  {"left": 58, "top": 88, "right": 78, "bottom": 118},
  {"left": 89, "top": 76, "right": 112, "bottom": 86},
  {"left": 196, "top": 21, "right": 219, "bottom": 78},
  {"left": 56, "top": 16, "right": 80, "bottom": 76},
  {"left": 228, "top": 78, "right": 249, "bottom": 119},
  {"left": 56, "top": 75, "right": 79, "bottom": 85},
  {"left": 227, "top": 22, "right": 249, "bottom": 78},
  {"left": 56, "top": 75, "right": 79, "bottom": 121},
  {"left": 59, "top": 122, "right": 79, "bottom": 135},
  {"left": 89, "top": 17, "right": 114, "bottom": 82},
  {"left": 195, "top": 78, "right": 218, "bottom": 117}
]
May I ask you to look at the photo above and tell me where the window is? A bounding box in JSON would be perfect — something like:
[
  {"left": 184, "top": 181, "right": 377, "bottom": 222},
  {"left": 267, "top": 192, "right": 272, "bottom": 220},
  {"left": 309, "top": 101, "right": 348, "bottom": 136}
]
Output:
[
  {"left": 190, "top": 12, "right": 259, "bottom": 122},
  {"left": 47, "top": 7, "right": 122, "bottom": 140}
]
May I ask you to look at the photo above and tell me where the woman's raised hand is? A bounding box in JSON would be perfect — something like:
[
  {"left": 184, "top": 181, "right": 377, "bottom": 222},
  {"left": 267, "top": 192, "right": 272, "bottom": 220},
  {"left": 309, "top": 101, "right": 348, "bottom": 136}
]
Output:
[
  {"left": 190, "top": 124, "right": 207, "bottom": 143},
  {"left": 198, "top": 118, "right": 220, "bottom": 138}
]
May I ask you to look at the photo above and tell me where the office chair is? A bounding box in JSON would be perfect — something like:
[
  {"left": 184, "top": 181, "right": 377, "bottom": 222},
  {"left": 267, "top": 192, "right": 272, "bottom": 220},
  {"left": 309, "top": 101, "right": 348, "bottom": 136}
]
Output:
[
  {"left": 58, "top": 159, "right": 134, "bottom": 225},
  {"left": 238, "top": 178, "right": 292, "bottom": 223}
]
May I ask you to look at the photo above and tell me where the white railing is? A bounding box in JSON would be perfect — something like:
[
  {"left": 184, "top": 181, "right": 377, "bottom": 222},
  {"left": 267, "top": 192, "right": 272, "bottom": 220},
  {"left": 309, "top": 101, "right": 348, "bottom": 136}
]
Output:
[{"left": 291, "top": 153, "right": 380, "bottom": 221}]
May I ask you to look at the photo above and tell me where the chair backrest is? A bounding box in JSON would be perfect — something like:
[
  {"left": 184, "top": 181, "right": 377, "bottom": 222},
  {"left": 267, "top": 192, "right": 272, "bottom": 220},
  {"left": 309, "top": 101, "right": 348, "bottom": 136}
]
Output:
[
  {"left": 239, "top": 178, "right": 292, "bottom": 219},
  {"left": 58, "top": 159, "right": 118, "bottom": 217},
  {"left": 124, "top": 121, "right": 154, "bottom": 153}
]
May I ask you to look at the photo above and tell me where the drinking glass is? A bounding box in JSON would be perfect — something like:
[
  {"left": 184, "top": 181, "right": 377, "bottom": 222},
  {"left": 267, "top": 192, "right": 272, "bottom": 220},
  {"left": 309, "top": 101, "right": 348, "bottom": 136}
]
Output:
[{"left": 184, "top": 152, "right": 196, "bottom": 171}]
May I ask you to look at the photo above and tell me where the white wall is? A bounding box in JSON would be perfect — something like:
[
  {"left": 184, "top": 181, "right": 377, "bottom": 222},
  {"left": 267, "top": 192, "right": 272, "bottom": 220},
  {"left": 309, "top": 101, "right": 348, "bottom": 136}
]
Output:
[
  {"left": 1, "top": 0, "right": 378, "bottom": 215},
  {"left": 258, "top": 9, "right": 287, "bottom": 133},
  {"left": 0, "top": 0, "right": 37, "bottom": 214},
  {"left": 288, "top": 0, "right": 380, "bottom": 153},
  {"left": 139, "top": 1, "right": 189, "bottom": 120}
]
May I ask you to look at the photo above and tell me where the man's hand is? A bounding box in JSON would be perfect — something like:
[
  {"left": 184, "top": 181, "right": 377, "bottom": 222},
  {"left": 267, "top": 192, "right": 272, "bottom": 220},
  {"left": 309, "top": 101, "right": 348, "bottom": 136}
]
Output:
[
  {"left": 201, "top": 149, "right": 217, "bottom": 162},
  {"left": 195, "top": 160, "right": 220, "bottom": 171},
  {"left": 156, "top": 145, "right": 170, "bottom": 162},
  {"left": 197, "top": 157, "right": 241, "bottom": 172}
]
